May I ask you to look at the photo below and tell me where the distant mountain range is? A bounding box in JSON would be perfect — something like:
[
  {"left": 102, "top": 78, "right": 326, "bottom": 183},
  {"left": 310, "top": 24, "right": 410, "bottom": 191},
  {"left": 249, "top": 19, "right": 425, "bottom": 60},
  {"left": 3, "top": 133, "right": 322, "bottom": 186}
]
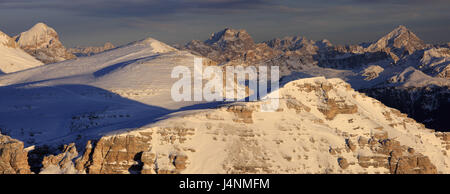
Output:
[
  {"left": 68, "top": 42, "right": 115, "bottom": 57},
  {"left": 181, "top": 25, "right": 450, "bottom": 132},
  {"left": 0, "top": 23, "right": 448, "bottom": 174}
]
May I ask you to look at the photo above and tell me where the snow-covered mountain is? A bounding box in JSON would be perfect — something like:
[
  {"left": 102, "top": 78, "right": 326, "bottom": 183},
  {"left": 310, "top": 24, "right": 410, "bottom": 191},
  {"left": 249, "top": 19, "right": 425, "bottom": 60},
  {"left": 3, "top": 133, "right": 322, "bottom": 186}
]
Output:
[
  {"left": 0, "top": 35, "right": 224, "bottom": 173},
  {"left": 14, "top": 23, "right": 75, "bottom": 64},
  {"left": 0, "top": 30, "right": 43, "bottom": 74},
  {"left": 0, "top": 27, "right": 448, "bottom": 174},
  {"left": 0, "top": 36, "right": 212, "bottom": 147},
  {"left": 2, "top": 75, "right": 448, "bottom": 174},
  {"left": 366, "top": 25, "right": 427, "bottom": 61}
]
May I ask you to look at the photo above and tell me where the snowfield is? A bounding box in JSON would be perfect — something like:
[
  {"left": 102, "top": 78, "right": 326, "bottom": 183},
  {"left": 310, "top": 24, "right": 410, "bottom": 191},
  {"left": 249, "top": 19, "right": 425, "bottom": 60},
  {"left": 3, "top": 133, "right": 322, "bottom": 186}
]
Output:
[
  {"left": 0, "top": 37, "right": 215, "bottom": 146},
  {"left": 0, "top": 31, "right": 43, "bottom": 74}
]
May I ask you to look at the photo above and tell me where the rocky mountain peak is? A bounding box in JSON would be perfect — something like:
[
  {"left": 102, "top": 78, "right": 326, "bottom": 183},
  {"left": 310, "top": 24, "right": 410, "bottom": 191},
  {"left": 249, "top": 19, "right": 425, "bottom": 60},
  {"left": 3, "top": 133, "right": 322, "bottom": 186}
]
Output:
[
  {"left": 15, "top": 22, "right": 75, "bottom": 64},
  {"left": 207, "top": 28, "right": 252, "bottom": 42},
  {"left": 16, "top": 22, "right": 58, "bottom": 47},
  {"left": 392, "top": 25, "right": 408, "bottom": 33},
  {"left": 205, "top": 28, "right": 255, "bottom": 50},
  {"left": 368, "top": 25, "right": 426, "bottom": 55},
  {"left": 29, "top": 22, "right": 53, "bottom": 33},
  {"left": 386, "top": 25, "right": 420, "bottom": 42}
]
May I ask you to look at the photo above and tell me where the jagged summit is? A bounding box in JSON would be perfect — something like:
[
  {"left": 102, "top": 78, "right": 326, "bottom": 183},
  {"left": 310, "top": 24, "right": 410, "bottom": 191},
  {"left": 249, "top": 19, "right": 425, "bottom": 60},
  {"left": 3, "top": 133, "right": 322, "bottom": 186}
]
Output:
[
  {"left": 203, "top": 28, "right": 255, "bottom": 52},
  {"left": 205, "top": 28, "right": 254, "bottom": 46},
  {"left": 15, "top": 22, "right": 75, "bottom": 64},
  {"left": 392, "top": 25, "right": 408, "bottom": 33},
  {"left": 185, "top": 27, "right": 278, "bottom": 64},
  {"left": 368, "top": 25, "right": 426, "bottom": 55}
]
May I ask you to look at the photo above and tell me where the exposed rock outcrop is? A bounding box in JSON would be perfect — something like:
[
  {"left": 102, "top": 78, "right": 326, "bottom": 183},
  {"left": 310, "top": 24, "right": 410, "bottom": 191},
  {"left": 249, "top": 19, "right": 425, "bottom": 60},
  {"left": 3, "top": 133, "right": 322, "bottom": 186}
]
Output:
[
  {"left": 40, "top": 143, "right": 79, "bottom": 174},
  {"left": 0, "top": 133, "right": 32, "bottom": 174},
  {"left": 73, "top": 128, "right": 193, "bottom": 174},
  {"left": 353, "top": 137, "right": 437, "bottom": 174}
]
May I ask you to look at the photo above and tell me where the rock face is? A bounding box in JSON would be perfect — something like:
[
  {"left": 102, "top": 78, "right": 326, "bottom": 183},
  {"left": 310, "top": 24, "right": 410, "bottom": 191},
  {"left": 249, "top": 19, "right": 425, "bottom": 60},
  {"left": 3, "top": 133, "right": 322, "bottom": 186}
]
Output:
[
  {"left": 334, "top": 136, "right": 438, "bottom": 174},
  {"left": 72, "top": 128, "right": 193, "bottom": 174},
  {"left": 0, "top": 133, "right": 32, "bottom": 174},
  {"left": 68, "top": 42, "right": 115, "bottom": 57},
  {"left": 40, "top": 143, "right": 79, "bottom": 174},
  {"left": 435, "top": 132, "right": 450, "bottom": 151},
  {"left": 15, "top": 23, "right": 76, "bottom": 64}
]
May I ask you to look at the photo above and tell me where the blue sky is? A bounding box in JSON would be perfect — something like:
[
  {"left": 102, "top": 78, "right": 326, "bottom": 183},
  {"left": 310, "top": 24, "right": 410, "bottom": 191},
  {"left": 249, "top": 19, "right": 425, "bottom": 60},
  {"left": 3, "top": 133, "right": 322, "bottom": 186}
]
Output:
[{"left": 0, "top": 0, "right": 449, "bottom": 47}]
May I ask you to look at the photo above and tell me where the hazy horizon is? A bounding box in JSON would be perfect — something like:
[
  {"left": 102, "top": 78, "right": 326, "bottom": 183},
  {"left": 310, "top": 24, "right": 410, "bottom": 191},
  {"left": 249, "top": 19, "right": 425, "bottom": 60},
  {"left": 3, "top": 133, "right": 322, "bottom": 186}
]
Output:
[{"left": 1, "top": 0, "right": 449, "bottom": 47}]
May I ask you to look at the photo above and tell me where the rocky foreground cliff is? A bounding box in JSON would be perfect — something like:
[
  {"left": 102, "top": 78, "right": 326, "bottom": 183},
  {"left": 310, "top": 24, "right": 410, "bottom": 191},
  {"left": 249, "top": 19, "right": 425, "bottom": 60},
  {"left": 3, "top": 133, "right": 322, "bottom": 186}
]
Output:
[{"left": 1, "top": 77, "right": 448, "bottom": 174}]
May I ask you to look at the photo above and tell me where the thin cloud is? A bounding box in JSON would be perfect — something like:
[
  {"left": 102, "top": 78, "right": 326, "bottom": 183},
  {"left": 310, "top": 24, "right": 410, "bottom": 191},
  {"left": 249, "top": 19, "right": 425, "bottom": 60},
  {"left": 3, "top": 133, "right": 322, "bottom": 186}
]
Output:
[{"left": 0, "top": 0, "right": 276, "bottom": 17}]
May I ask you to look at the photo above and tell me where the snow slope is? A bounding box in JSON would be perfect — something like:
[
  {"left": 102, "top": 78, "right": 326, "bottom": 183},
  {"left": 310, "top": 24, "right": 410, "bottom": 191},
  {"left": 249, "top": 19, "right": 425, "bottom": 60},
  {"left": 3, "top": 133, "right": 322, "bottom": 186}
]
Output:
[
  {"left": 59, "top": 76, "right": 449, "bottom": 174},
  {"left": 0, "top": 36, "right": 213, "bottom": 146},
  {"left": 0, "top": 30, "right": 43, "bottom": 74}
]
